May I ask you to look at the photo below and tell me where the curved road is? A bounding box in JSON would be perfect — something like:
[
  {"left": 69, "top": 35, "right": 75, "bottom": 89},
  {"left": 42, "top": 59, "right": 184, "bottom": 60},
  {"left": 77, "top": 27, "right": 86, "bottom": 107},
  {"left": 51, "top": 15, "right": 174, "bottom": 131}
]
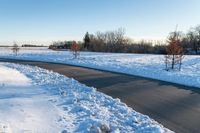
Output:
[{"left": 0, "top": 58, "right": 200, "bottom": 133}]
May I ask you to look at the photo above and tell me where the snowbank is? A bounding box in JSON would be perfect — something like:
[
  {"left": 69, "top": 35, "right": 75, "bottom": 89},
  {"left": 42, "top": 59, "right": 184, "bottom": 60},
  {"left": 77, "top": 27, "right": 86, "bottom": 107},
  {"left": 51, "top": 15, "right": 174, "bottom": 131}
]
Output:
[
  {"left": 0, "top": 63, "right": 31, "bottom": 86},
  {"left": 0, "top": 62, "right": 172, "bottom": 132},
  {"left": 0, "top": 47, "right": 199, "bottom": 88}
]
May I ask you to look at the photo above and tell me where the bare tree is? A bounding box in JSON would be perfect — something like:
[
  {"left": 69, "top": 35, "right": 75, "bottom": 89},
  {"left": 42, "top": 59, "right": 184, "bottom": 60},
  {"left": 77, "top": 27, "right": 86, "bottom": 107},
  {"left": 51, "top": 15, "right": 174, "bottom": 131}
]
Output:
[
  {"left": 87, "top": 28, "right": 127, "bottom": 52},
  {"left": 187, "top": 29, "right": 198, "bottom": 54},
  {"left": 165, "top": 31, "right": 184, "bottom": 71},
  {"left": 12, "top": 42, "right": 20, "bottom": 55},
  {"left": 194, "top": 25, "right": 200, "bottom": 54}
]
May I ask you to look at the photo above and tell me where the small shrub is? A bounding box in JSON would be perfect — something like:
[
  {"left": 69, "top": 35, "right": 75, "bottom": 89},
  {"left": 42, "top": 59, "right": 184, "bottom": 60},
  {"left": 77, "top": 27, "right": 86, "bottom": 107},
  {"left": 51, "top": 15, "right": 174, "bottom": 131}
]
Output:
[
  {"left": 70, "top": 41, "right": 80, "bottom": 59},
  {"left": 12, "top": 43, "right": 20, "bottom": 55},
  {"left": 165, "top": 31, "right": 184, "bottom": 71}
]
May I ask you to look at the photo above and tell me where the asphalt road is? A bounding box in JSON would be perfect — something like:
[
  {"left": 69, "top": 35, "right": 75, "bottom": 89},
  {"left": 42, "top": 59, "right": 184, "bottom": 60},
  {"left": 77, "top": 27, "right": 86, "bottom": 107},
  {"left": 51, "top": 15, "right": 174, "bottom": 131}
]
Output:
[{"left": 0, "top": 58, "right": 200, "bottom": 133}]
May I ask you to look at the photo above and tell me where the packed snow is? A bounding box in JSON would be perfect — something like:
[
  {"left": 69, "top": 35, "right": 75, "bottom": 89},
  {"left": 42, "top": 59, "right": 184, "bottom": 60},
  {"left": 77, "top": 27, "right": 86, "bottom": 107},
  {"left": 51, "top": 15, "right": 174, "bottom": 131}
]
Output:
[
  {"left": 0, "top": 47, "right": 199, "bottom": 88},
  {"left": 0, "top": 62, "right": 172, "bottom": 132},
  {"left": 0, "top": 65, "right": 31, "bottom": 86}
]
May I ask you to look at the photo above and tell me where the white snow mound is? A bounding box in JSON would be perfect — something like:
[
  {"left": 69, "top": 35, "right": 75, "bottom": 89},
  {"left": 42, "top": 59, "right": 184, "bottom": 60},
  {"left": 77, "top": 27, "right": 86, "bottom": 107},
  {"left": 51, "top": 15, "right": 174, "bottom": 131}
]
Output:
[
  {"left": 0, "top": 63, "right": 173, "bottom": 133},
  {"left": 0, "top": 64, "right": 31, "bottom": 86}
]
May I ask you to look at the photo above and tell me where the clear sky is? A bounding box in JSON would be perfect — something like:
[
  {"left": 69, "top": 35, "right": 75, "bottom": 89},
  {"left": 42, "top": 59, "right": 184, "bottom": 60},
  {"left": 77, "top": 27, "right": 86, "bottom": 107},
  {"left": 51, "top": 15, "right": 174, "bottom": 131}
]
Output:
[{"left": 0, "top": 0, "right": 200, "bottom": 45}]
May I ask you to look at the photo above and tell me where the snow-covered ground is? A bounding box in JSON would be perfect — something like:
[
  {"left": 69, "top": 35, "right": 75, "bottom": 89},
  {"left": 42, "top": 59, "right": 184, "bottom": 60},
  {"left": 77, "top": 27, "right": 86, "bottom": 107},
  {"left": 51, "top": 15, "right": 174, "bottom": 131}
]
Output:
[
  {"left": 0, "top": 62, "right": 172, "bottom": 133},
  {"left": 0, "top": 47, "right": 200, "bottom": 88}
]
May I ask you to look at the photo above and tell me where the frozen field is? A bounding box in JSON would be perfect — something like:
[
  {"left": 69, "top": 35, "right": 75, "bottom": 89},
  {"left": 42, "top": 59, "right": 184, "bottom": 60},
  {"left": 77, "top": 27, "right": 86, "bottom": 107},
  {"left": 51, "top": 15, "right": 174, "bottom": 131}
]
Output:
[
  {"left": 0, "top": 62, "right": 172, "bottom": 132},
  {"left": 0, "top": 47, "right": 200, "bottom": 88}
]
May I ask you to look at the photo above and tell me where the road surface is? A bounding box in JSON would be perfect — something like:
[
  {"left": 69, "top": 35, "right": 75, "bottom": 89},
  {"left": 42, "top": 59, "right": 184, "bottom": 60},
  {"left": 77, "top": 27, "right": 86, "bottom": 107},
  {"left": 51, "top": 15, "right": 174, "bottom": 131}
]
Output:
[{"left": 0, "top": 58, "right": 200, "bottom": 133}]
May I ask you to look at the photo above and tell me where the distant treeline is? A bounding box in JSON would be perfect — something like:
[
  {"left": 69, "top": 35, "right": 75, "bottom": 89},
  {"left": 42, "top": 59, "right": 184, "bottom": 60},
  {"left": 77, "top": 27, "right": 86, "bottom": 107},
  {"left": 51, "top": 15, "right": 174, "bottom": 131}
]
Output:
[
  {"left": 22, "top": 44, "right": 46, "bottom": 47},
  {"left": 85, "top": 28, "right": 166, "bottom": 54},
  {"left": 0, "top": 46, "right": 13, "bottom": 47},
  {"left": 49, "top": 41, "right": 83, "bottom": 50},
  {"left": 49, "top": 25, "right": 200, "bottom": 55},
  {"left": 0, "top": 44, "right": 46, "bottom": 47}
]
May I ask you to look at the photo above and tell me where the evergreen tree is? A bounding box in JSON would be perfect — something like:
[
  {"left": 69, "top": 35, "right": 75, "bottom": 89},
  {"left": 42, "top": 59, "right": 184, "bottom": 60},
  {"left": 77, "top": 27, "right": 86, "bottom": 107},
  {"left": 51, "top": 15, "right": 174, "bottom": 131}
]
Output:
[{"left": 83, "top": 32, "right": 90, "bottom": 49}]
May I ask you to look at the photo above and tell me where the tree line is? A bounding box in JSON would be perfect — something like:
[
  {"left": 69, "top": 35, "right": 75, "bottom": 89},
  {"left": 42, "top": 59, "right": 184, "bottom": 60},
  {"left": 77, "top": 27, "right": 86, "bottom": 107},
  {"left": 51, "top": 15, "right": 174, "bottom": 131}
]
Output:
[
  {"left": 50, "top": 25, "right": 200, "bottom": 55},
  {"left": 82, "top": 25, "right": 200, "bottom": 55},
  {"left": 83, "top": 28, "right": 166, "bottom": 54}
]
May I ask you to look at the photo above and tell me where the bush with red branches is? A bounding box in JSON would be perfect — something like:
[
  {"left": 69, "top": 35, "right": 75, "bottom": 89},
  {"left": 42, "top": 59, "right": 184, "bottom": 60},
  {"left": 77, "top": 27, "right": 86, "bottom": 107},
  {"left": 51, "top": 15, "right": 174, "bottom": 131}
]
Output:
[
  {"left": 165, "top": 31, "right": 184, "bottom": 71},
  {"left": 70, "top": 41, "right": 80, "bottom": 58}
]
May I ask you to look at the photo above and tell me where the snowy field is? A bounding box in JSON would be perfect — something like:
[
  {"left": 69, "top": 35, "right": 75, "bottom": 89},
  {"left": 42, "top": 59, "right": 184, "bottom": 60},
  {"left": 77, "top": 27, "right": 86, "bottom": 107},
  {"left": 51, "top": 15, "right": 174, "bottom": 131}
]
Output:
[
  {"left": 0, "top": 47, "right": 200, "bottom": 88},
  {"left": 0, "top": 62, "right": 172, "bottom": 133}
]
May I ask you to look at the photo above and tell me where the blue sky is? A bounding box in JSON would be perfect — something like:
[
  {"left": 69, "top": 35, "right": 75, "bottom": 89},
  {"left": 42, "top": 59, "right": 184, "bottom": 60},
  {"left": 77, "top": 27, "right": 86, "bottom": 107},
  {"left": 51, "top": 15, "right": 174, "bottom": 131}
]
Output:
[{"left": 0, "top": 0, "right": 200, "bottom": 45}]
